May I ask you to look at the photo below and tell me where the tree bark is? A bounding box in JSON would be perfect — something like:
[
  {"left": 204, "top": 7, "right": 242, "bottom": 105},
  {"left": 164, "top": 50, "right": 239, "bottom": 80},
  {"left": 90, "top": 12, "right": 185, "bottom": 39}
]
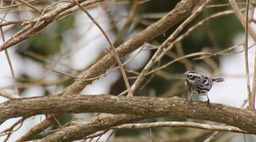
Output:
[{"left": 1, "top": 95, "right": 256, "bottom": 141}]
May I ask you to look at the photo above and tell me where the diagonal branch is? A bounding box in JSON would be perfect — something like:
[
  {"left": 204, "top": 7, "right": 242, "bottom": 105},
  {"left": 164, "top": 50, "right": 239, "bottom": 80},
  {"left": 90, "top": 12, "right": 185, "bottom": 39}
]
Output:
[
  {"left": 62, "top": 0, "right": 200, "bottom": 95},
  {"left": 0, "top": 0, "right": 104, "bottom": 51}
]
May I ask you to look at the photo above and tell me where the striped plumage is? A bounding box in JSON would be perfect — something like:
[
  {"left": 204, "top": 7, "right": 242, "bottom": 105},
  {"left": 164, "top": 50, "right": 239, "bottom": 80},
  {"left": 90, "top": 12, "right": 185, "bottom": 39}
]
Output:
[{"left": 184, "top": 71, "right": 224, "bottom": 104}]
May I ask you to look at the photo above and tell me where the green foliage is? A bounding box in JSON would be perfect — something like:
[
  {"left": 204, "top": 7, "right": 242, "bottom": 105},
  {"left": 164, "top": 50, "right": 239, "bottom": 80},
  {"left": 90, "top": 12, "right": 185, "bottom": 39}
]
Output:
[{"left": 18, "top": 15, "right": 75, "bottom": 58}]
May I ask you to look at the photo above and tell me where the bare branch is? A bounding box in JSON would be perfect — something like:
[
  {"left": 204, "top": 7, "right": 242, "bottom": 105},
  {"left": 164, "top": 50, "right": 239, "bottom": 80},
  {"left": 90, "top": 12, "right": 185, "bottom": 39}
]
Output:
[
  {"left": 0, "top": 89, "right": 20, "bottom": 99},
  {"left": 114, "top": 121, "right": 246, "bottom": 133},
  {"left": 1, "top": 95, "right": 256, "bottom": 139},
  {"left": 229, "top": 0, "right": 256, "bottom": 109},
  {"left": 228, "top": 0, "right": 256, "bottom": 42},
  {"left": 72, "top": 0, "right": 132, "bottom": 96},
  {"left": 0, "top": 0, "right": 104, "bottom": 51},
  {"left": 62, "top": 0, "right": 201, "bottom": 95}
]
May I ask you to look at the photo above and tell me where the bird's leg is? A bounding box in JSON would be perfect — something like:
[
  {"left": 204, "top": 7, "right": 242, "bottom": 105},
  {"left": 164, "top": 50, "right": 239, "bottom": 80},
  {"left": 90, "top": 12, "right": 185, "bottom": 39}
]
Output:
[
  {"left": 205, "top": 94, "right": 211, "bottom": 107},
  {"left": 189, "top": 94, "right": 194, "bottom": 102}
]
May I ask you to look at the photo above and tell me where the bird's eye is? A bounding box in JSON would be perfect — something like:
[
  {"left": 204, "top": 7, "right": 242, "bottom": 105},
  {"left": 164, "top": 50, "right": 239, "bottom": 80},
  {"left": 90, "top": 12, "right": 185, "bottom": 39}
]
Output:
[
  {"left": 203, "top": 76, "right": 209, "bottom": 84},
  {"left": 188, "top": 74, "right": 195, "bottom": 80}
]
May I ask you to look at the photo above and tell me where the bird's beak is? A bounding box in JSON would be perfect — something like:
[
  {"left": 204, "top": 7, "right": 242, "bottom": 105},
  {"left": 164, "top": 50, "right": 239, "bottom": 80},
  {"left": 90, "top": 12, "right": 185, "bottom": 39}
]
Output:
[{"left": 177, "top": 74, "right": 185, "bottom": 79}]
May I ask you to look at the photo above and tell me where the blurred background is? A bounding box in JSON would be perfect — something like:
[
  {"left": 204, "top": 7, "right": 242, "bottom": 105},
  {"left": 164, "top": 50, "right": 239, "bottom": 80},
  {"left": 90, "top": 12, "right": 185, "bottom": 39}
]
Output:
[{"left": 0, "top": 0, "right": 255, "bottom": 141}]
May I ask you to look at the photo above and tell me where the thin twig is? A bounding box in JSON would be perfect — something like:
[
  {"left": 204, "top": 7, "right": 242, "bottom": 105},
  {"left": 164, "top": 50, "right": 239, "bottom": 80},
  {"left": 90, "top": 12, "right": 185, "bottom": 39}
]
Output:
[
  {"left": 0, "top": 89, "right": 20, "bottom": 99},
  {"left": 16, "top": 0, "right": 42, "bottom": 13},
  {"left": 195, "top": 43, "right": 256, "bottom": 60},
  {"left": 129, "top": 0, "right": 211, "bottom": 94},
  {"left": 229, "top": 0, "right": 254, "bottom": 109},
  {"left": 0, "top": 0, "right": 104, "bottom": 52},
  {"left": 2, "top": 117, "right": 25, "bottom": 142},
  {"left": 229, "top": 0, "right": 256, "bottom": 42},
  {"left": 251, "top": 0, "right": 256, "bottom": 110},
  {"left": 113, "top": 0, "right": 138, "bottom": 46},
  {"left": 147, "top": 52, "right": 208, "bottom": 75},
  {"left": 155, "top": 0, "right": 212, "bottom": 62},
  {"left": 72, "top": 0, "right": 133, "bottom": 96},
  {"left": 0, "top": 0, "right": 20, "bottom": 97},
  {"left": 114, "top": 121, "right": 246, "bottom": 133},
  {"left": 245, "top": 0, "right": 253, "bottom": 108},
  {"left": 203, "top": 131, "right": 219, "bottom": 142},
  {"left": 0, "top": 0, "right": 38, "bottom": 9},
  {"left": 42, "top": 65, "right": 77, "bottom": 79}
]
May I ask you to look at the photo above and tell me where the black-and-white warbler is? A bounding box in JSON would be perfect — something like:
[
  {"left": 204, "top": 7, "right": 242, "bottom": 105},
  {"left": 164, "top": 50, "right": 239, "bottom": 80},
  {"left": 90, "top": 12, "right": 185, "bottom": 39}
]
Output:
[{"left": 184, "top": 71, "right": 224, "bottom": 104}]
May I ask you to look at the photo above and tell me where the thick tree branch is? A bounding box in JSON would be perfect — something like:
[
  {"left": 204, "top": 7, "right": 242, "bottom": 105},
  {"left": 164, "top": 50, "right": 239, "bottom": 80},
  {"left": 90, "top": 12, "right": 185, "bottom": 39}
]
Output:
[
  {"left": 42, "top": 113, "right": 143, "bottom": 142},
  {"left": 1, "top": 95, "right": 256, "bottom": 137}
]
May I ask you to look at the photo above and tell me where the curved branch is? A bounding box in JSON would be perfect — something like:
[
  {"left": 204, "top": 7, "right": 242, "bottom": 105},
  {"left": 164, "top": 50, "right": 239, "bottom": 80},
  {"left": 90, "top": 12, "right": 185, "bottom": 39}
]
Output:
[{"left": 1, "top": 95, "right": 256, "bottom": 139}]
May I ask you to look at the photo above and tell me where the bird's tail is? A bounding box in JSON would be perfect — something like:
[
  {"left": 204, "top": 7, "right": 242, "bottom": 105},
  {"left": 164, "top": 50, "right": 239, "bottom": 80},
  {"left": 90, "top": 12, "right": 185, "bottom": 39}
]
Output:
[{"left": 213, "top": 78, "right": 224, "bottom": 83}]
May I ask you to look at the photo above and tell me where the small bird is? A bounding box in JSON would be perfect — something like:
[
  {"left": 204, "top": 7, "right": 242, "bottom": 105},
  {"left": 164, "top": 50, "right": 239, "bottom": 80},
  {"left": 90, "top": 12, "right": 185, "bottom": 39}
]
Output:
[{"left": 184, "top": 71, "right": 224, "bottom": 104}]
